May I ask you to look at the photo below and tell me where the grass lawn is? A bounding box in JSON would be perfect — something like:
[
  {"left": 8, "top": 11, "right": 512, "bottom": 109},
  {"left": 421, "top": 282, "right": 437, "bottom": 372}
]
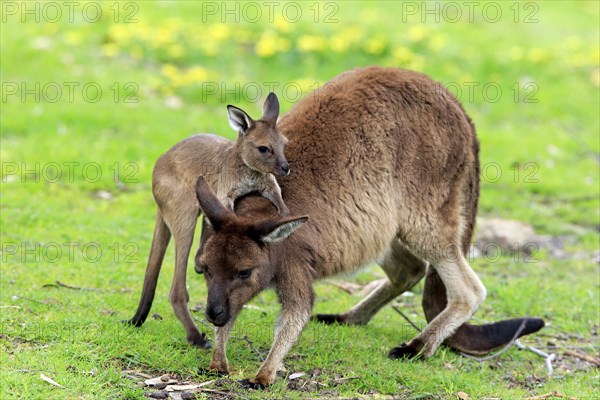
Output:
[{"left": 1, "top": 1, "right": 598, "bottom": 399}]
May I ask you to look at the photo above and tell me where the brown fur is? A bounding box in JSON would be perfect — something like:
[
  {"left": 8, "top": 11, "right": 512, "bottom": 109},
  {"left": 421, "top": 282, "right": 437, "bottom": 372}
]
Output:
[
  {"left": 194, "top": 67, "right": 544, "bottom": 386},
  {"left": 126, "top": 94, "right": 290, "bottom": 347}
]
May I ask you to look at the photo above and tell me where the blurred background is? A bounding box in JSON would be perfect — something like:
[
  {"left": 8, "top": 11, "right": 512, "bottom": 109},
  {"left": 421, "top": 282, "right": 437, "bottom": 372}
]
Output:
[{"left": 1, "top": 1, "right": 599, "bottom": 398}]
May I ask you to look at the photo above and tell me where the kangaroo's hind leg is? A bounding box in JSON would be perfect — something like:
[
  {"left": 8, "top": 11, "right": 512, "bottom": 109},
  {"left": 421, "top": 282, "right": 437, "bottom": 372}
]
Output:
[
  {"left": 164, "top": 198, "right": 211, "bottom": 348},
  {"left": 314, "top": 240, "right": 427, "bottom": 325}
]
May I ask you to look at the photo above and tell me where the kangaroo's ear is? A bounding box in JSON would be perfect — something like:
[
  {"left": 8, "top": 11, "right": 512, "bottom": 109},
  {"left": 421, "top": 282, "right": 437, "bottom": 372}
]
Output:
[
  {"left": 253, "top": 215, "right": 308, "bottom": 243},
  {"left": 261, "top": 92, "right": 279, "bottom": 124},
  {"left": 195, "top": 176, "right": 232, "bottom": 229},
  {"left": 227, "top": 105, "right": 254, "bottom": 134}
]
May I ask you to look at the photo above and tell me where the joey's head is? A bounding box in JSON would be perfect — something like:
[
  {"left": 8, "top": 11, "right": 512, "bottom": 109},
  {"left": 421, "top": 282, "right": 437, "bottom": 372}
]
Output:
[
  {"left": 194, "top": 176, "right": 307, "bottom": 327},
  {"left": 227, "top": 92, "right": 290, "bottom": 177}
]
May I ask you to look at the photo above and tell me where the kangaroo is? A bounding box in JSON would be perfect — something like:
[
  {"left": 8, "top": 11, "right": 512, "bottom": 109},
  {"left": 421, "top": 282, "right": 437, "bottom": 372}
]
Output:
[
  {"left": 127, "top": 93, "right": 290, "bottom": 347},
  {"left": 193, "top": 67, "right": 544, "bottom": 387}
]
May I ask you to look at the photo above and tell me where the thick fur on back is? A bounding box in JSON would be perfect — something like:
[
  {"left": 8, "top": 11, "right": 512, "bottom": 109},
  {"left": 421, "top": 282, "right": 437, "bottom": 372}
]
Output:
[{"left": 244, "top": 67, "right": 480, "bottom": 275}]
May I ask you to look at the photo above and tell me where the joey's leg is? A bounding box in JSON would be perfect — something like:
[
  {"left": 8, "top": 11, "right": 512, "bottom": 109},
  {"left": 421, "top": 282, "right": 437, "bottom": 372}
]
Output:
[
  {"left": 167, "top": 204, "right": 210, "bottom": 348},
  {"left": 128, "top": 211, "right": 171, "bottom": 326},
  {"left": 315, "top": 240, "right": 426, "bottom": 325},
  {"left": 261, "top": 175, "right": 290, "bottom": 215},
  {"left": 389, "top": 245, "right": 486, "bottom": 359},
  {"left": 247, "top": 277, "right": 313, "bottom": 387}
]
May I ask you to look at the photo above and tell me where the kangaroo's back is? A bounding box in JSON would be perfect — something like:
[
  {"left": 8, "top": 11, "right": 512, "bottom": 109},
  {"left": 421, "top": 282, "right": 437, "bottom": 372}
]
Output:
[{"left": 276, "top": 67, "right": 478, "bottom": 273}]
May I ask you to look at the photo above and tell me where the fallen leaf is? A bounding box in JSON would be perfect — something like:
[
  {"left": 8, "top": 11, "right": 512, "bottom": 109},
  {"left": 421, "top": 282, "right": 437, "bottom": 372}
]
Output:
[
  {"left": 289, "top": 372, "right": 305, "bottom": 380},
  {"left": 40, "top": 373, "right": 65, "bottom": 389},
  {"left": 457, "top": 391, "right": 470, "bottom": 400},
  {"left": 144, "top": 376, "right": 177, "bottom": 386}
]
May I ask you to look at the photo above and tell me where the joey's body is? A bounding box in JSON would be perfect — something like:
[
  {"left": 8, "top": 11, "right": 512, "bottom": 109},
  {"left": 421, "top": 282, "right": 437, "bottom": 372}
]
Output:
[
  {"left": 195, "top": 67, "right": 544, "bottom": 386},
  {"left": 128, "top": 94, "right": 290, "bottom": 347}
]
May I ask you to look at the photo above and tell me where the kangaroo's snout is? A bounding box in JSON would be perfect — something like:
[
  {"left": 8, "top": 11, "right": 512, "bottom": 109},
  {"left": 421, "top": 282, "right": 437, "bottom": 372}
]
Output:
[
  {"left": 278, "top": 163, "right": 290, "bottom": 176},
  {"left": 206, "top": 305, "right": 229, "bottom": 327}
]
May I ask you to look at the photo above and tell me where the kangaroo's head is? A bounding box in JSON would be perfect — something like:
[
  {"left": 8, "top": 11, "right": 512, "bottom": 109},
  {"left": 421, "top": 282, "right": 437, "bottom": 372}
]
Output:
[
  {"left": 227, "top": 93, "right": 290, "bottom": 176},
  {"left": 194, "top": 176, "right": 307, "bottom": 327}
]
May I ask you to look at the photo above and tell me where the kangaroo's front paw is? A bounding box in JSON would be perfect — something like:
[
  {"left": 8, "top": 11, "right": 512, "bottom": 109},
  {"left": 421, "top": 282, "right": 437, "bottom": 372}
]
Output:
[{"left": 187, "top": 332, "right": 211, "bottom": 349}]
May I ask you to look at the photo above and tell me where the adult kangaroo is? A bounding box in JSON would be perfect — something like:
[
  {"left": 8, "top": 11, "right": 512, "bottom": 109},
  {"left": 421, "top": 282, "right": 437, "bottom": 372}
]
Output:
[{"left": 193, "top": 67, "right": 544, "bottom": 387}]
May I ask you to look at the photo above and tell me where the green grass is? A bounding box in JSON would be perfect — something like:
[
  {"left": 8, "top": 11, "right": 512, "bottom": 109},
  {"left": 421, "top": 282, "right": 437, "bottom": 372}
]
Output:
[{"left": 1, "top": 1, "right": 599, "bottom": 399}]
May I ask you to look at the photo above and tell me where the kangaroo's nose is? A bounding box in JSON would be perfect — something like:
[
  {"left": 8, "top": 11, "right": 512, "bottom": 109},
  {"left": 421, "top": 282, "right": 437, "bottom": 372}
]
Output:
[
  {"left": 207, "top": 306, "right": 224, "bottom": 320},
  {"left": 281, "top": 164, "right": 290, "bottom": 175}
]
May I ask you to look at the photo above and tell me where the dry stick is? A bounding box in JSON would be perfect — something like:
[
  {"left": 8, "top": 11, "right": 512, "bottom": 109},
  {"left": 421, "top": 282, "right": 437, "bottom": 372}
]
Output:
[
  {"left": 233, "top": 335, "right": 265, "bottom": 362},
  {"left": 515, "top": 340, "right": 556, "bottom": 377},
  {"left": 54, "top": 280, "right": 102, "bottom": 292},
  {"left": 391, "top": 306, "right": 422, "bottom": 333},
  {"left": 563, "top": 349, "right": 600, "bottom": 367},
  {"left": 524, "top": 391, "right": 576, "bottom": 400}
]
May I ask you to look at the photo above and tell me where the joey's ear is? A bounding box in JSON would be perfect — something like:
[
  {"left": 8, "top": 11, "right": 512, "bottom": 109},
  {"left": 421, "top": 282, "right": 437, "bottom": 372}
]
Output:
[
  {"left": 227, "top": 105, "right": 253, "bottom": 134},
  {"left": 261, "top": 92, "right": 279, "bottom": 124},
  {"left": 255, "top": 216, "right": 308, "bottom": 243},
  {"left": 195, "top": 176, "right": 232, "bottom": 229}
]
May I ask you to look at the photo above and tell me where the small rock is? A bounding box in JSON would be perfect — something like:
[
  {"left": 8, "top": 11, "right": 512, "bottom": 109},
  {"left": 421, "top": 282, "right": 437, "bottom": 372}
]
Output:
[
  {"left": 457, "top": 391, "right": 470, "bottom": 400},
  {"left": 475, "top": 218, "right": 537, "bottom": 254},
  {"left": 147, "top": 391, "right": 168, "bottom": 399},
  {"left": 93, "top": 190, "right": 113, "bottom": 200},
  {"left": 160, "top": 374, "right": 171, "bottom": 382},
  {"left": 153, "top": 313, "right": 163, "bottom": 321}
]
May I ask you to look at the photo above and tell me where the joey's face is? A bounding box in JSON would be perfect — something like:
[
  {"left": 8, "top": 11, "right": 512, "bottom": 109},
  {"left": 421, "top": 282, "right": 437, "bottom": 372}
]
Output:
[
  {"left": 227, "top": 92, "right": 290, "bottom": 177},
  {"left": 240, "top": 121, "right": 290, "bottom": 176}
]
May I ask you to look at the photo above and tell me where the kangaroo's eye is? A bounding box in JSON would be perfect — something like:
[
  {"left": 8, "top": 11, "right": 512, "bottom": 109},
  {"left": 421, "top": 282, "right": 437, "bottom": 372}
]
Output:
[
  {"left": 257, "top": 146, "right": 270, "bottom": 154},
  {"left": 238, "top": 269, "right": 253, "bottom": 279}
]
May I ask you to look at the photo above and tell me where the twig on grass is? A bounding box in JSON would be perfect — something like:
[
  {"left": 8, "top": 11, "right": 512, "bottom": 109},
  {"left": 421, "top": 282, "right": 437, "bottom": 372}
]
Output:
[
  {"left": 391, "top": 305, "right": 422, "bottom": 332},
  {"left": 563, "top": 350, "right": 600, "bottom": 367},
  {"left": 524, "top": 390, "right": 577, "bottom": 400},
  {"left": 232, "top": 335, "right": 265, "bottom": 362},
  {"left": 515, "top": 340, "right": 556, "bottom": 377},
  {"left": 46, "top": 280, "right": 103, "bottom": 292},
  {"left": 12, "top": 295, "right": 46, "bottom": 305}
]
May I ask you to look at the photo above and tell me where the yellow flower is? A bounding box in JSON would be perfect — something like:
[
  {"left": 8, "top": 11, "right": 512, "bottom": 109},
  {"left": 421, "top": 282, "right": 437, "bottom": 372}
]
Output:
[
  {"left": 391, "top": 47, "right": 414, "bottom": 64},
  {"left": 330, "top": 34, "right": 349, "bottom": 53},
  {"left": 161, "top": 64, "right": 180, "bottom": 80},
  {"left": 407, "top": 55, "right": 425, "bottom": 71},
  {"left": 527, "top": 48, "right": 549, "bottom": 63},
  {"left": 408, "top": 26, "right": 428, "bottom": 41},
  {"left": 64, "top": 31, "right": 83, "bottom": 45},
  {"left": 297, "top": 35, "right": 327, "bottom": 52},
  {"left": 185, "top": 67, "right": 209, "bottom": 83},
  {"left": 274, "top": 16, "right": 293, "bottom": 33},
  {"left": 566, "top": 35, "right": 583, "bottom": 50},
  {"left": 509, "top": 46, "right": 523, "bottom": 61},
  {"left": 428, "top": 34, "right": 446, "bottom": 52},
  {"left": 208, "top": 24, "right": 230, "bottom": 41},
  {"left": 101, "top": 43, "right": 119, "bottom": 57},
  {"left": 256, "top": 32, "right": 290, "bottom": 57},
  {"left": 294, "top": 78, "right": 320, "bottom": 93},
  {"left": 167, "top": 44, "right": 184, "bottom": 58},
  {"left": 364, "top": 38, "right": 386, "bottom": 55}
]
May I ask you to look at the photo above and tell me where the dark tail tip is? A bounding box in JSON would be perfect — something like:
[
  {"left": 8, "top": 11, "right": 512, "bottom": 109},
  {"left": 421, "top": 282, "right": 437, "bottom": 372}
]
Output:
[{"left": 447, "top": 317, "right": 545, "bottom": 356}]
